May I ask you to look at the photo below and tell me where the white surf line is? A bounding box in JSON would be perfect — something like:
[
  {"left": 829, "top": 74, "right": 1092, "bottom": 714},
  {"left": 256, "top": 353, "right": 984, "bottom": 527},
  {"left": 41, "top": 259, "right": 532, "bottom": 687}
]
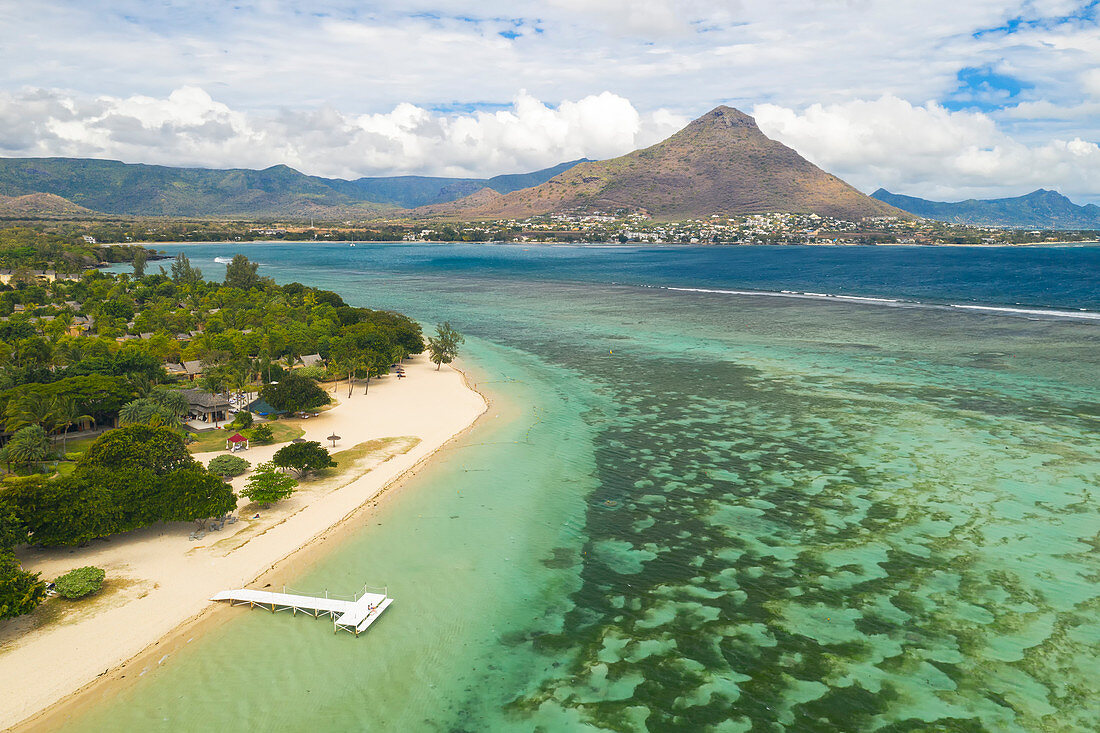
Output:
[
  {"left": 661, "top": 286, "right": 1100, "bottom": 321},
  {"left": 948, "top": 304, "right": 1100, "bottom": 320}
]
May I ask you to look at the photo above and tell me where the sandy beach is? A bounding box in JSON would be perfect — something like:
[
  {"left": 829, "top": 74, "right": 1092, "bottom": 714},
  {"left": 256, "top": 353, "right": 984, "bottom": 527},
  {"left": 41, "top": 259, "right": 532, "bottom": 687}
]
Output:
[{"left": 0, "top": 355, "right": 487, "bottom": 730}]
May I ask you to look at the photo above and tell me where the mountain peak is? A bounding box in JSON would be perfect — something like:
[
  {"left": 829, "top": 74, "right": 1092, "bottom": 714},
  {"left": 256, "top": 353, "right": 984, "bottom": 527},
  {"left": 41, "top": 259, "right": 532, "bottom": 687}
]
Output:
[
  {"left": 692, "top": 105, "right": 759, "bottom": 130},
  {"left": 415, "top": 106, "right": 905, "bottom": 221}
]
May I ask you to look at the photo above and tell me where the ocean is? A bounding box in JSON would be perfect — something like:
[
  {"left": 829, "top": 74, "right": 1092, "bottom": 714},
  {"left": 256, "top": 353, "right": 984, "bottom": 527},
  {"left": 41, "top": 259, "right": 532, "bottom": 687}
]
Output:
[{"left": 72, "top": 243, "right": 1100, "bottom": 731}]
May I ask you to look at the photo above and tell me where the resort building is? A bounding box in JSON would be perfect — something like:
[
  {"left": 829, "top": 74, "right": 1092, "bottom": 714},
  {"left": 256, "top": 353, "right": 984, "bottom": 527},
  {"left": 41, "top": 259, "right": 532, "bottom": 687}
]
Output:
[{"left": 180, "top": 388, "right": 230, "bottom": 425}]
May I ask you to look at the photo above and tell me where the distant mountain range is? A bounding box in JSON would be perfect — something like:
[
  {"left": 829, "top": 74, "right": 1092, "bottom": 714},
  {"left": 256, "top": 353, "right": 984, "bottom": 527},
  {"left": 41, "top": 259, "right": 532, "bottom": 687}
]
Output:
[
  {"left": 872, "top": 188, "right": 1100, "bottom": 229},
  {"left": 416, "top": 106, "right": 904, "bottom": 221},
  {"left": 0, "top": 157, "right": 586, "bottom": 218}
]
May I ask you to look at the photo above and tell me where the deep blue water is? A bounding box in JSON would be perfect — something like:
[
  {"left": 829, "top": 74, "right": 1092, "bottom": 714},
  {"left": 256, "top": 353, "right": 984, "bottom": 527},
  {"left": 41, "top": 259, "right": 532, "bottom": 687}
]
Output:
[{"left": 178, "top": 242, "right": 1100, "bottom": 311}]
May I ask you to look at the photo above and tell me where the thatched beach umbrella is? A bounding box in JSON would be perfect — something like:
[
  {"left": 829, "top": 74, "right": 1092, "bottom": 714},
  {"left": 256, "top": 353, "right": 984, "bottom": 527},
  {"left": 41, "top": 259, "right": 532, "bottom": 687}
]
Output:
[
  {"left": 327, "top": 433, "right": 340, "bottom": 448},
  {"left": 292, "top": 438, "right": 306, "bottom": 444}
]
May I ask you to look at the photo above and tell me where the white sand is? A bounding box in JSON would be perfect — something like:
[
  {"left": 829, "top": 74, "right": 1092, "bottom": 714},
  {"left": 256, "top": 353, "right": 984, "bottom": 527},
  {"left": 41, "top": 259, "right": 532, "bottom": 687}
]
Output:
[{"left": 0, "top": 355, "right": 486, "bottom": 729}]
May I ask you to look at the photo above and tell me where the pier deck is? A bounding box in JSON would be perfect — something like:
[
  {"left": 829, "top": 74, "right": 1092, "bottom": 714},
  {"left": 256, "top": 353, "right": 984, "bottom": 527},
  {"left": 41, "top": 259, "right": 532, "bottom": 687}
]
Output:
[{"left": 211, "top": 587, "right": 393, "bottom": 635}]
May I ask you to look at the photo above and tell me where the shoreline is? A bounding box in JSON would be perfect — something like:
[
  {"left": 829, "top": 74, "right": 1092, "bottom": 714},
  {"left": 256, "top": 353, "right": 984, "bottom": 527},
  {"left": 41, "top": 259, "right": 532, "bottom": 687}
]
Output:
[
  {"left": 2, "top": 356, "right": 490, "bottom": 731},
  {"left": 143, "top": 239, "right": 1100, "bottom": 248}
]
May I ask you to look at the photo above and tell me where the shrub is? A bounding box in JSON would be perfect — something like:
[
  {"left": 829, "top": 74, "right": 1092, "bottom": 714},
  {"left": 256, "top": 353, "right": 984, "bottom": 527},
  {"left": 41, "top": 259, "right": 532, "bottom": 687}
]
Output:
[
  {"left": 54, "top": 566, "right": 106, "bottom": 599},
  {"left": 231, "top": 411, "right": 253, "bottom": 429},
  {"left": 207, "top": 455, "right": 250, "bottom": 478},
  {"left": 250, "top": 423, "right": 274, "bottom": 444}
]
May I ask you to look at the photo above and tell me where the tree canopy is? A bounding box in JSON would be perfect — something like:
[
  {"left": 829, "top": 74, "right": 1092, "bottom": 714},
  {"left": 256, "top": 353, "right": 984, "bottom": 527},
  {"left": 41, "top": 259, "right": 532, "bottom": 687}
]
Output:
[
  {"left": 82, "top": 424, "right": 196, "bottom": 475},
  {"left": 427, "top": 322, "right": 464, "bottom": 370},
  {"left": 223, "top": 254, "right": 262, "bottom": 290},
  {"left": 261, "top": 371, "right": 330, "bottom": 413},
  {"left": 271, "top": 441, "right": 335, "bottom": 475},
  {"left": 0, "top": 552, "right": 45, "bottom": 619},
  {"left": 241, "top": 462, "right": 297, "bottom": 506}
]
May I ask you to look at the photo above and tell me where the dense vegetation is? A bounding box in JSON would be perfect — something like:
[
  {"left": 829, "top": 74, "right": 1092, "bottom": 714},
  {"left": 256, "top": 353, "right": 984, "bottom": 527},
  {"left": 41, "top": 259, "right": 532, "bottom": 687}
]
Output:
[
  {"left": 0, "top": 156, "right": 582, "bottom": 217},
  {"left": 0, "top": 226, "right": 146, "bottom": 270},
  {"left": 0, "top": 250, "right": 427, "bottom": 618},
  {"left": 2, "top": 425, "right": 236, "bottom": 546},
  {"left": 0, "top": 253, "right": 423, "bottom": 441}
]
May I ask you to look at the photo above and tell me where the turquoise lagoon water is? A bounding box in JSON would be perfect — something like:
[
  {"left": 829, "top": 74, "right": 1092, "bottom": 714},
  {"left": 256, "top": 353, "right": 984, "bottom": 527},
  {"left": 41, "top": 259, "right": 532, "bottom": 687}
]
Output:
[{"left": 70, "top": 244, "right": 1100, "bottom": 731}]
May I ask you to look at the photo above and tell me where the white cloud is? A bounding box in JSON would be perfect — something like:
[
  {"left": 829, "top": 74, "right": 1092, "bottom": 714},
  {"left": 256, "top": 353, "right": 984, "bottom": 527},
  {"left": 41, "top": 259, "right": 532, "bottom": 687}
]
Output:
[
  {"left": 0, "top": 1, "right": 1098, "bottom": 201},
  {"left": 1083, "top": 68, "right": 1100, "bottom": 97},
  {"left": 754, "top": 96, "right": 1100, "bottom": 202},
  {"left": 0, "top": 87, "right": 687, "bottom": 179}
]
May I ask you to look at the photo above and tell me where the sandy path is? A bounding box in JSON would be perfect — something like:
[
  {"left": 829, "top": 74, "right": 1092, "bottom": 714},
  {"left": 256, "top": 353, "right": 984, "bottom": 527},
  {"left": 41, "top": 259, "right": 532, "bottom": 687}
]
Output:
[{"left": 0, "top": 355, "right": 486, "bottom": 729}]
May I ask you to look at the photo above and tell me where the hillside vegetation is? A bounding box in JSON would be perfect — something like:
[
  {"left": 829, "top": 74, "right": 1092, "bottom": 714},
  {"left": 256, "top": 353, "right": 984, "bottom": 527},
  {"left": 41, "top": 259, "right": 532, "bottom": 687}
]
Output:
[
  {"left": 872, "top": 188, "right": 1100, "bottom": 229},
  {"left": 0, "top": 158, "right": 584, "bottom": 218}
]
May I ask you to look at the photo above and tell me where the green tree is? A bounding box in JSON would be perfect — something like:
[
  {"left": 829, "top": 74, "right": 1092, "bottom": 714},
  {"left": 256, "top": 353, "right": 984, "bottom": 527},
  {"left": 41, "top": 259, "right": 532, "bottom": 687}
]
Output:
[
  {"left": 53, "top": 566, "right": 105, "bottom": 599},
  {"left": 131, "top": 249, "right": 148, "bottom": 278},
  {"left": 0, "top": 552, "right": 45, "bottom": 619},
  {"left": 13, "top": 471, "right": 119, "bottom": 545},
  {"left": 3, "top": 425, "right": 50, "bottom": 472},
  {"left": 271, "top": 441, "right": 335, "bottom": 476},
  {"left": 158, "top": 469, "right": 237, "bottom": 523},
  {"left": 260, "top": 371, "right": 330, "bottom": 413},
  {"left": 118, "top": 388, "right": 188, "bottom": 429},
  {"left": 170, "top": 252, "right": 203, "bottom": 285},
  {"left": 81, "top": 424, "right": 196, "bottom": 475},
  {"left": 229, "top": 410, "right": 253, "bottom": 430},
  {"left": 249, "top": 423, "right": 274, "bottom": 444},
  {"left": 4, "top": 390, "right": 57, "bottom": 434},
  {"left": 51, "top": 396, "right": 94, "bottom": 453},
  {"left": 241, "top": 462, "right": 297, "bottom": 506},
  {"left": 427, "top": 321, "right": 464, "bottom": 370},
  {"left": 224, "top": 254, "right": 261, "bottom": 290}
]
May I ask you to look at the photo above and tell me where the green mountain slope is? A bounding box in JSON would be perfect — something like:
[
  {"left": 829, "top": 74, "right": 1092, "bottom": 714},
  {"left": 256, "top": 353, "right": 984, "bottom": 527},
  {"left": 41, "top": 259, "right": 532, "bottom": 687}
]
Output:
[
  {"left": 416, "top": 107, "right": 906, "bottom": 221},
  {"left": 348, "top": 160, "right": 588, "bottom": 207},
  {"left": 0, "top": 157, "right": 586, "bottom": 217},
  {"left": 872, "top": 188, "right": 1100, "bottom": 229}
]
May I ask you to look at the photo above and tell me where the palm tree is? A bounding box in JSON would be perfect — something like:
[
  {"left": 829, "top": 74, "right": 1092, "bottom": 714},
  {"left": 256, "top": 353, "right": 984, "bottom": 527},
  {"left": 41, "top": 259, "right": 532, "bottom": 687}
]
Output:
[
  {"left": 199, "top": 372, "right": 229, "bottom": 428},
  {"left": 56, "top": 339, "right": 88, "bottom": 367},
  {"left": 227, "top": 361, "right": 250, "bottom": 405},
  {"left": 118, "top": 398, "right": 154, "bottom": 426},
  {"left": 3, "top": 425, "right": 49, "bottom": 472},
  {"left": 50, "top": 396, "right": 93, "bottom": 453},
  {"left": 347, "top": 355, "right": 365, "bottom": 398},
  {"left": 127, "top": 372, "right": 155, "bottom": 398},
  {"left": 150, "top": 387, "right": 190, "bottom": 418},
  {"left": 4, "top": 391, "right": 56, "bottom": 434}
]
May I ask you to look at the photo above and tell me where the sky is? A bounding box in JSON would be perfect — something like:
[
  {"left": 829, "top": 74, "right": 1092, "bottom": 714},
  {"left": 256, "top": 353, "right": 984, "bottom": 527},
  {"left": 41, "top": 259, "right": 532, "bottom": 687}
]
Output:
[{"left": 1, "top": 0, "right": 1098, "bottom": 203}]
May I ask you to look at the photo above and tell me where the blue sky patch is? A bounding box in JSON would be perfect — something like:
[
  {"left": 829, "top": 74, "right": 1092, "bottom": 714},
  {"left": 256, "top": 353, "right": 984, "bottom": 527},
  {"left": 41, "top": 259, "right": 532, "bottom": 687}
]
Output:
[{"left": 943, "top": 66, "right": 1032, "bottom": 111}]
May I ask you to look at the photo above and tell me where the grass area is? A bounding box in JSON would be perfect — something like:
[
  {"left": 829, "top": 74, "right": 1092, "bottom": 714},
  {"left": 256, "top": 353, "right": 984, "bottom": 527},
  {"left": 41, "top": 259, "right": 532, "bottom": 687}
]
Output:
[
  {"left": 187, "top": 421, "right": 304, "bottom": 454},
  {"left": 296, "top": 436, "right": 421, "bottom": 491},
  {"left": 60, "top": 434, "right": 101, "bottom": 455}
]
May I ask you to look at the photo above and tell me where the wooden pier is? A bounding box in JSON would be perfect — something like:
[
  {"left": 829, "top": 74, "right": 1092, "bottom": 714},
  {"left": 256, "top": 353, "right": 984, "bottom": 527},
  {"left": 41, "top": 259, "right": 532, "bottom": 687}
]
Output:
[{"left": 211, "top": 586, "right": 393, "bottom": 636}]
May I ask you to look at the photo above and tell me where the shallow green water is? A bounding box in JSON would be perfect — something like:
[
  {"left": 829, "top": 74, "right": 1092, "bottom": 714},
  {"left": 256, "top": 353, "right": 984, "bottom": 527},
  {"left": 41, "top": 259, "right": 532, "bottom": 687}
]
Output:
[{"left": 65, "top": 248, "right": 1100, "bottom": 731}]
